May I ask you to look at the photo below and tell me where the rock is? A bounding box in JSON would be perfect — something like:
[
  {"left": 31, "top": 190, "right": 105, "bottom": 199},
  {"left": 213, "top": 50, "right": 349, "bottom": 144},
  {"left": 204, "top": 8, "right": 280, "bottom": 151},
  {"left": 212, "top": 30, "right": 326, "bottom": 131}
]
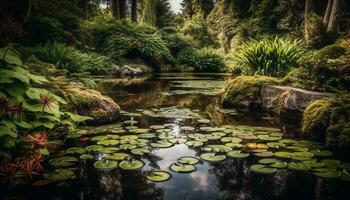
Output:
[
  {"left": 220, "top": 76, "right": 280, "bottom": 109},
  {"left": 61, "top": 86, "right": 120, "bottom": 123},
  {"left": 261, "top": 85, "right": 334, "bottom": 117},
  {"left": 114, "top": 65, "right": 151, "bottom": 79}
]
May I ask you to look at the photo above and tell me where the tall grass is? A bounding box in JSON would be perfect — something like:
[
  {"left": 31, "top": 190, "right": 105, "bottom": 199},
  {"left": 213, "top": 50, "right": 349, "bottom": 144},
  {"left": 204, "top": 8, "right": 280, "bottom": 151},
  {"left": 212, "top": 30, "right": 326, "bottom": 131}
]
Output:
[
  {"left": 192, "top": 48, "right": 226, "bottom": 72},
  {"left": 234, "top": 37, "right": 304, "bottom": 77}
]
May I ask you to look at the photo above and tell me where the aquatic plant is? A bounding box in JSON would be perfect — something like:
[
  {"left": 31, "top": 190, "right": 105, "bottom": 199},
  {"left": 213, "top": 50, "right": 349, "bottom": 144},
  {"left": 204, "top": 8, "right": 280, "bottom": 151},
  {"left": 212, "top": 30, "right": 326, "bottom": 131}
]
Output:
[{"left": 233, "top": 37, "right": 304, "bottom": 77}]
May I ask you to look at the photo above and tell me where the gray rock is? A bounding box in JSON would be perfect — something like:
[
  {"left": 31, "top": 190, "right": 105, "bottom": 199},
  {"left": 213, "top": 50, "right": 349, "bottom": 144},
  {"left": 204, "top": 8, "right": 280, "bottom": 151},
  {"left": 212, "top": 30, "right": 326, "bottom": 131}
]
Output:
[{"left": 261, "top": 85, "right": 334, "bottom": 116}]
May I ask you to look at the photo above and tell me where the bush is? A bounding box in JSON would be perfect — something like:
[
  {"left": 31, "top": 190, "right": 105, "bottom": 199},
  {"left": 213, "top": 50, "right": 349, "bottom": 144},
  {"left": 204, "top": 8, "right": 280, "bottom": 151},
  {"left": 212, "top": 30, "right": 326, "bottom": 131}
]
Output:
[
  {"left": 234, "top": 37, "right": 304, "bottom": 77},
  {"left": 31, "top": 42, "right": 113, "bottom": 75},
  {"left": 84, "top": 18, "right": 172, "bottom": 67},
  {"left": 192, "top": 49, "right": 226, "bottom": 72}
]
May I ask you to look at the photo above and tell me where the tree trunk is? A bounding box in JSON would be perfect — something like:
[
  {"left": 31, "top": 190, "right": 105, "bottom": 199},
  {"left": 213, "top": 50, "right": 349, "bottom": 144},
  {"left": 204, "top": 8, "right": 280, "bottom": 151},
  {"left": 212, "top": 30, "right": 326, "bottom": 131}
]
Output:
[
  {"left": 111, "top": 0, "right": 121, "bottom": 19},
  {"left": 83, "top": 0, "right": 89, "bottom": 19},
  {"left": 131, "top": 0, "right": 137, "bottom": 22},
  {"left": 305, "top": 0, "right": 315, "bottom": 17},
  {"left": 327, "top": 0, "right": 340, "bottom": 32},
  {"left": 323, "top": 0, "right": 333, "bottom": 24},
  {"left": 119, "top": 0, "right": 127, "bottom": 19}
]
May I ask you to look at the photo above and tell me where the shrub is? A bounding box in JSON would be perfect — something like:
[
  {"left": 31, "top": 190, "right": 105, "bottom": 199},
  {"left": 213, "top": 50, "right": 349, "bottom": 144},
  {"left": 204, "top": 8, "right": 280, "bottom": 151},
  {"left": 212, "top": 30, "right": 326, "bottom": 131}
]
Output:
[
  {"left": 84, "top": 18, "right": 172, "bottom": 66},
  {"left": 192, "top": 49, "right": 226, "bottom": 72},
  {"left": 31, "top": 42, "right": 113, "bottom": 75},
  {"left": 234, "top": 37, "right": 304, "bottom": 77}
]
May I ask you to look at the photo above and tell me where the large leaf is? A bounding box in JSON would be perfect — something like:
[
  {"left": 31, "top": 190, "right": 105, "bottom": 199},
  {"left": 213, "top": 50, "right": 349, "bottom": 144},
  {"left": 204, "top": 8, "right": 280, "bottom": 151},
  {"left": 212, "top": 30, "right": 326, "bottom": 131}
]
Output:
[
  {"left": 0, "top": 48, "right": 23, "bottom": 66},
  {"left": 65, "top": 112, "right": 92, "bottom": 122}
]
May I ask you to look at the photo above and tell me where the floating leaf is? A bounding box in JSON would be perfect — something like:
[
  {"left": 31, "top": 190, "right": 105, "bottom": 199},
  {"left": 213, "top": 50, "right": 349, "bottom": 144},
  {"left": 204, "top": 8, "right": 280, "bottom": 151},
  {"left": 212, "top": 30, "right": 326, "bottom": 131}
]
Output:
[
  {"left": 44, "top": 169, "right": 75, "bottom": 181},
  {"left": 151, "top": 141, "right": 173, "bottom": 148},
  {"left": 303, "top": 160, "right": 324, "bottom": 168},
  {"left": 119, "top": 160, "right": 145, "bottom": 170},
  {"left": 227, "top": 150, "right": 249, "bottom": 158},
  {"left": 274, "top": 151, "right": 294, "bottom": 158},
  {"left": 138, "top": 133, "right": 157, "bottom": 138},
  {"left": 250, "top": 164, "right": 277, "bottom": 174},
  {"left": 267, "top": 142, "right": 286, "bottom": 149},
  {"left": 131, "top": 148, "right": 151, "bottom": 155},
  {"left": 310, "top": 150, "right": 333, "bottom": 157},
  {"left": 321, "top": 159, "right": 340, "bottom": 169},
  {"left": 170, "top": 163, "right": 196, "bottom": 173},
  {"left": 294, "top": 151, "right": 314, "bottom": 158},
  {"left": 185, "top": 140, "right": 203, "bottom": 147},
  {"left": 313, "top": 171, "right": 341, "bottom": 179},
  {"left": 146, "top": 170, "right": 172, "bottom": 182},
  {"left": 257, "top": 135, "right": 281, "bottom": 141},
  {"left": 49, "top": 156, "right": 78, "bottom": 167},
  {"left": 288, "top": 162, "right": 311, "bottom": 171},
  {"left": 254, "top": 151, "right": 273, "bottom": 157},
  {"left": 178, "top": 156, "right": 199, "bottom": 165},
  {"left": 94, "top": 160, "right": 118, "bottom": 170},
  {"left": 80, "top": 154, "right": 94, "bottom": 160},
  {"left": 200, "top": 153, "right": 226, "bottom": 162},
  {"left": 106, "top": 153, "right": 129, "bottom": 160}
]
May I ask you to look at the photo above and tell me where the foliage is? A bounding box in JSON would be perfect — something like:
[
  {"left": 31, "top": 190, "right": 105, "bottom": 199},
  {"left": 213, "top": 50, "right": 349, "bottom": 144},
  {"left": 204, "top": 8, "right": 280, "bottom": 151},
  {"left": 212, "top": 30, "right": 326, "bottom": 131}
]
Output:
[
  {"left": 304, "top": 12, "right": 326, "bottom": 48},
  {"left": 192, "top": 49, "right": 226, "bottom": 72},
  {"left": 83, "top": 18, "right": 173, "bottom": 70},
  {"left": 30, "top": 42, "right": 113, "bottom": 75},
  {"left": 220, "top": 76, "right": 280, "bottom": 107},
  {"left": 142, "top": 0, "right": 175, "bottom": 28},
  {"left": 302, "top": 95, "right": 350, "bottom": 151},
  {"left": 180, "top": 14, "right": 219, "bottom": 49},
  {"left": 0, "top": 47, "right": 90, "bottom": 183},
  {"left": 233, "top": 37, "right": 304, "bottom": 77}
]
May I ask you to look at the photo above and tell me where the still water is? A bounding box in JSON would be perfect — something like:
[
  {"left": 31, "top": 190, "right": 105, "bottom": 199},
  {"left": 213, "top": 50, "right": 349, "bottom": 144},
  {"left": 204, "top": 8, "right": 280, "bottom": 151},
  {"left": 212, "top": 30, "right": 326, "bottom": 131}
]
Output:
[{"left": 2, "top": 73, "right": 349, "bottom": 200}]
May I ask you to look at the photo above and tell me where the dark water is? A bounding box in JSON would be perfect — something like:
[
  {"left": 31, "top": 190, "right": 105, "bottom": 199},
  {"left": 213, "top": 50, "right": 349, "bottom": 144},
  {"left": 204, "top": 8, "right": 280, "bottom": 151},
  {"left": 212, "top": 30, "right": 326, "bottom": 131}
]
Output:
[{"left": 2, "top": 73, "right": 349, "bottom": 200}]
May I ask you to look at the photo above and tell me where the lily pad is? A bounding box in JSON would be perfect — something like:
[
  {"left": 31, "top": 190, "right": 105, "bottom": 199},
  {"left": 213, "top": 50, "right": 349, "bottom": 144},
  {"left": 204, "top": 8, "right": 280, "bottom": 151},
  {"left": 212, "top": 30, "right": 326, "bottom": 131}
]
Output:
[
  {"left": 310, "top": 150, "right": 333, "bottom": 157},
  {"left": 94, "top": 160, "right": 118, "bottom": 170},
  {"left": 106, "top": 153, "right": 129, "bottom": 160},
  {"left": 267, "top": 142, "right": 286, "bottom": 149},
  {"left": 151, "top": 141, "right": 173, "bottom": 148},
  {"left": 200, "top": 153, "right": 226, "bottom": 162},
  {"left": 313, "top": 171, "right": 341, "bottom": 179},
  {"left": 146, "top": 170, "right": 172, "bottom": 182},
  {"left": 65, "top": 147, "right": 85, "bottom": 154},
  {"left": 321, "top": 159, "right": 341, "bottom": 169},
  {"left": 185, "top": 141, "right": 203, "bottom": 147},
  {"left": 178, "top": 156, "right": 199, "bottom": 165},
  {"left": 138, "top": 133, "right": 157, "bottom": 139},
  {"left": 131, "top": 148, "right": 151, "bottom": 155},
  {"left": 119, "top": 160, "right": 145, "bottom": 170},
  {"left": 250, "top": 164, "right": 277, "bottom": 174},
  {"left": 49, "top": 156, "right": 78, "bottom": 167},
  {"left": 80, "top": 154, "right": 94, "bottom": 160},
  {"left": 294, "top": 151, "right": 314, "bottom": 158},
  {"left": 44, "top": 169, "right": 75, "bottom": 181},
  {"left": 274, "top": 151, "right": 294, "bottom": 158},
  {"left": 288, "top": 162, "right": 311, "bottom": 171},
  {"left": 303, "top": 160, "right": 325, "bottom": 168},
  {"left": 257, "top": 135, "right": 281, "bottom": 141},
  {"left": 254, "top": 151, "right": 274, "bottom": 157},
  {"left": 227, "top": 150, "right": 249, "bottom": 158},
  {"left": 119, "top": 144, "right": 137, "bottom": 150},
  {"left": 170, "top": 163, "right": 196, "bottom": 173},
  {"left": 220, "top": 137, "right": 242, "bottom": 143},
  {"left": 97, "top": 140, "right": 119, "bottom": 146}
]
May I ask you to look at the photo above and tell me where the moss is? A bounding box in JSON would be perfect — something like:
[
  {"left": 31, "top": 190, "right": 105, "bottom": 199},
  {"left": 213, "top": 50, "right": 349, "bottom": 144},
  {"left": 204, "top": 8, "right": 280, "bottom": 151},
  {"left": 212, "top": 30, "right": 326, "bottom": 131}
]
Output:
[
  {"left": 220, "top": 75, "right": 280, "bottom": 107},
  {"left": 315, "top": 44, "right": 347, "bottom": 59},
  {"left": 282, "top": 68, "right": 317, "bottom": 91},
  {"left": 302, "top": 95, "right": 350, "bottom": 150},
  {"left": 304, "top": 12, "right": 326, "bottom": 48},
  {"left": 61, "top": 86, "right": 120, "bottom": 122},
  {"left": 302, "top": 99, "right": 332, "bottom": 139}
]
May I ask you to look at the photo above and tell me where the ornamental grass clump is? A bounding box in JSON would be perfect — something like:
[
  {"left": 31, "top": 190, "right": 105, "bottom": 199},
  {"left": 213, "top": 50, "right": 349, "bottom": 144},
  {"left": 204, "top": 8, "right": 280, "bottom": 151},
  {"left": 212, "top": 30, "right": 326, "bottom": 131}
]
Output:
[{"left": 234, "top": 37, "right": 304, "bottom": 77}]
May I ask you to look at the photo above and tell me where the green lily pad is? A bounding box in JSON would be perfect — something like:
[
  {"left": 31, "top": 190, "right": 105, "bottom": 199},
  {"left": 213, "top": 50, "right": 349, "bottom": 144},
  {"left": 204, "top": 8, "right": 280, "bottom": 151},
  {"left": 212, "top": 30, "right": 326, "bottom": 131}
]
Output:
[
  {"left": 271, "top": 161, "right": 288, "bottom": 168},
  {"left": 94, "top": 160, "right": 118, "bottom": 170},
  {"left": 288, "top": 162, "right": 311, "bottom": 171},
  {"left": 310, "top": 150, "right": 333, "bottom": 157},
  {"left": 150, "top": 125, "right": 166, "bottom": 129},
  {"left": 80, "top": 154, "right": 94, "bottom": 160},
  {"left": 49, "top": 156, "right": 78, "bottom": 167},
  {"left": 341, "top": 170, "right": 350, "bottom": 181},
  {"left": 198, "top": 119, "right": 211, "bottom": 124},
  {"left": 220, "top": 137, "right": 242, "bottom": 143},
  {"left": 151, "top": 141, "right": 173, "bottom": 148},
  {"left": 227, "top": 150, "right": 249, "bottom": 158},
  {"left": 257, "top": 135, "right": 281, "bottom": 141},
  {"left": 202, "top": 145, "right": 232, "bottom": 153},
  {"left": 146, "top": 170, "right": 172, "bottom": 182},
  {"left": 138, "top": 133, "right": 157, "bottom": 138},
  {"left": 85, "top": 145, "right": 104, "bottom": 152},
  {"left": 200, "top": 153, "right": 226, "bottom": 162},
  {"left": 185, "top": 141, "right": 203, "bottom": 147},
  {"left": 119, "top": 160, "right": 145, "bottom": 170},
  {"left": 170, "top": 163, "right": 196, "bottom": 173},
  {"left": 303, "top": 160, "right": 325, "bottom": 168},
  {"left": 267, "top": 142, "right": 286, "bottom": 149},
  {"left": 97, "top": 140, "right": 119, "bottom": 146},
  {"left": 205, "top": 135, "right": 221, "bottom": 140},
  {"left": 294, "top": 151, "right": 314, "bottom": 158},
  {"left": 65, "top": 147, "right": 85, "bottom": 154},
  {"left": 131, "top": 148, "right": 151, "bottom": 155},
  {"left": 44, "top": 169, "right": 75, "bottom": 181},
  {"left": 340, "top": 163, "right": 350, "bottom": 170},
  {"left": 178, "top": 156, "right": 199, "bottom": 165},
  {"left": 119, "top": 144, "right": 137, "bottom": 150},
  {"left": 98, "top": 147, "right": 120, "bottom": 154},
  {"left": 254, "top": 151, "right": 273, "bottom": 157},
  {"left": 225, "top": 143, "right": 243, "bottom": 148},
  {"left": 120, "top": 135, "right": 138, "bottom": 140},
  {"left": 274, "top": 151, "right": 294, "bottom": 158},
  {"left": 313, "top": 171, "right": 341, "bottom": 179},
  {"left": 279, "top": 139, "right": 298, "bottom": 144},
  {"left": 106, "top": 153, "right": 129, "bottom": 160},
  {"left": 250, "top": 164, "right": 277, "bottom": 174},
  {"left": 321, "top": 159, "right": 341, "bottom": 169}
]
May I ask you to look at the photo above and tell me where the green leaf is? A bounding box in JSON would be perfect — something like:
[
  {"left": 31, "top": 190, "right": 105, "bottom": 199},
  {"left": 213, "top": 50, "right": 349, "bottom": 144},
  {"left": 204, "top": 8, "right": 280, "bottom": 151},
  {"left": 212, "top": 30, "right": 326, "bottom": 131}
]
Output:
[
  {"left": 38, "top": 148, "right": 50, "bottom": 155},
  {"left": 65, "top": 112, "right": 92, "bottom": 122},
  {"left": 0, "top": 48, "right": 23, "bottom": 66}
]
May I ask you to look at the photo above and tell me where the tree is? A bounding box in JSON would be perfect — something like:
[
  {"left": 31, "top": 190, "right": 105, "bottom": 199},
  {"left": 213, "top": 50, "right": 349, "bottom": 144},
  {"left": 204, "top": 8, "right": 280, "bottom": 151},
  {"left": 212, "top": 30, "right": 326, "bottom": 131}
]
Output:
[
  {"left": 131, "top": 0, "right": 138, "bottom": 22},
  {"left": 181, "top": 0, "right": 193, "bottom": 17},
  {"left": 304, "top": 0, "right": 315, "bottom": 17},
  {"left": 327, "top": 0, "right": 340, "bottom": 32},
  {"left": 142, "top": 0, "right": 174, "bottom": 27},
  {"left": 111, "top": 0, "right": 121, "bottom": 18},
  {"left": 323, "top": 0, "right": 333, "bottom": 25},
  {"left": 119, "top": 0, "right": 127, "bottom": 19},
  {"left": 142, "top": 0, "right": 157, "bottom": 26}
]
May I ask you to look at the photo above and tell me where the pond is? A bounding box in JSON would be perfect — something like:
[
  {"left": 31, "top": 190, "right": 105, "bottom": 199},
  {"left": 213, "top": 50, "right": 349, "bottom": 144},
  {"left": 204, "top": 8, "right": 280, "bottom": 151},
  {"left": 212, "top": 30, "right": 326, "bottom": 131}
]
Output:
[{"left": 2, "top": 73, "right": 349, "bottom": 200}]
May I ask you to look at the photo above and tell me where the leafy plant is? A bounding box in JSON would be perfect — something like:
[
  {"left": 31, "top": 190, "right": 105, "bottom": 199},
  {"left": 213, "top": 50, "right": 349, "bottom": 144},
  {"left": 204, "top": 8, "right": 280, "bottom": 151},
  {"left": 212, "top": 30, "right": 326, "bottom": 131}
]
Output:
[
  {"left": 233, "top": 37, "right": 304, "bottom": 77},
  {"left": 192, "top": 48, "right": 226, "bottom": 72},
  {"left": 0, "top": 47, "right": 91, "bottom": 184}
]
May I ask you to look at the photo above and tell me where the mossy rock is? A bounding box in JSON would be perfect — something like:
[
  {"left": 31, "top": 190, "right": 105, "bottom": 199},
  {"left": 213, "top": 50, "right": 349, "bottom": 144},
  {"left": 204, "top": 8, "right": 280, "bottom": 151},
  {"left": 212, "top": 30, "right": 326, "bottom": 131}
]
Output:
[
  {"left": 316, "top": 44, "right": 347, "bottom": 59},
  {"left": 220, "top": 76, "right": 280, "bottom": 108},
  {"left": 60, "top": 86, "right": 120, "bottom": 123}
]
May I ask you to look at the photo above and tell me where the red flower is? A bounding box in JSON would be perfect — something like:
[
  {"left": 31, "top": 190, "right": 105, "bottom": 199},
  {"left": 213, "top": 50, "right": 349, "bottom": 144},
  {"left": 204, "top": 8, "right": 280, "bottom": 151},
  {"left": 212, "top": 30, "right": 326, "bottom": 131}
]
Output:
[{"left": 23, "top": 132, "right": 49, "bottom": 148}]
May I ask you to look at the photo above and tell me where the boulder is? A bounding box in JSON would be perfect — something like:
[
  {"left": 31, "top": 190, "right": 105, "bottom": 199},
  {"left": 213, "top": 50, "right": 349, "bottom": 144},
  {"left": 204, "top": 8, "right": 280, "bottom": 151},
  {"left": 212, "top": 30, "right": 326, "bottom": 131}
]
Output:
[
  {"left": 114, "top": 65, "right": 151, "bottom": 79},
  {"left": 261, "top": 85, "right": 334, "bottom": 117},
  {"left": 61, "top": 86, "right": 120, "bottom": 123}
]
